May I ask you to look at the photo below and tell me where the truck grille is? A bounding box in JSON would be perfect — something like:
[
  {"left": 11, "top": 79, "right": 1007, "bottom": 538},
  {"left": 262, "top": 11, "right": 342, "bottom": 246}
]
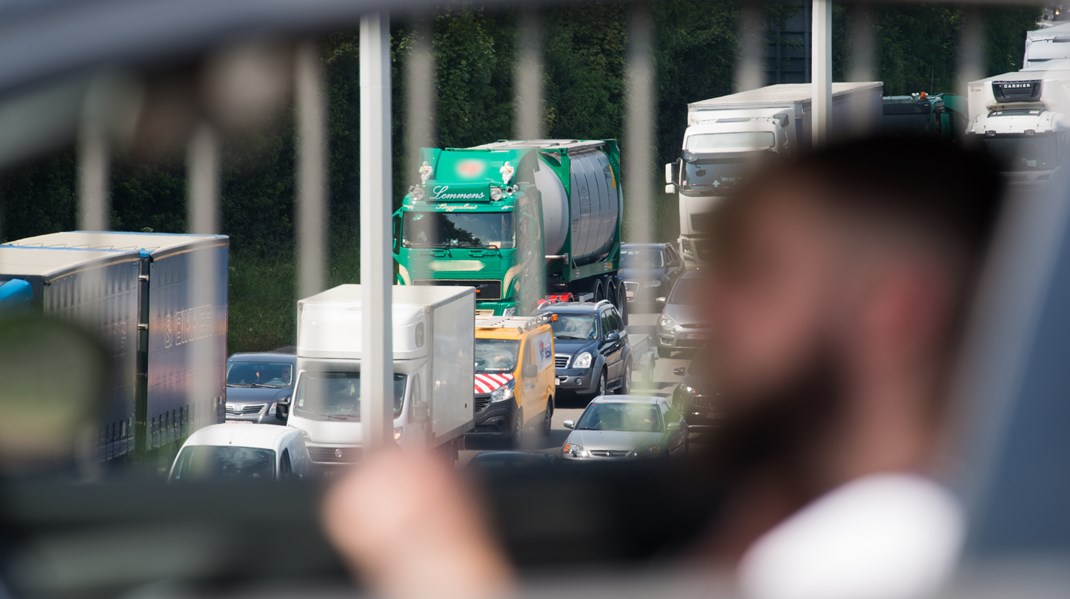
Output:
[
  {"left": 474, "top": 394, "right": 491, "bottom": 413},
  {"left": 414, "top": 279, "right": 502, "bottom": 301},
  {"left": 554, "top": 354, "right": 570, "bottom": 368},
  {"left": 307, "top": 446, "right": 361, "bottom": 463}
]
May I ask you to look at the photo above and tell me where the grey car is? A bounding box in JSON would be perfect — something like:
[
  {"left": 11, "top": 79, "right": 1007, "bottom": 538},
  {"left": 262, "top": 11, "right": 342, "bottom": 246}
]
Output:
[
  {"left": 561, "top": 395, "right": 687, "bottom": 459},
  {"left": 656, "top": 270, "right": 711, "bottom": 358},
  {"left": 224, "top": 352, "right": 297, "bottom": 424}
]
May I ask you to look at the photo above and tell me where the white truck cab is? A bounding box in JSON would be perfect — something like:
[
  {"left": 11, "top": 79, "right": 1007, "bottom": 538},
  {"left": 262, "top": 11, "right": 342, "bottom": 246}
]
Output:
[{"left": 286, "top": 285, "right": 475, "bottom": 468}]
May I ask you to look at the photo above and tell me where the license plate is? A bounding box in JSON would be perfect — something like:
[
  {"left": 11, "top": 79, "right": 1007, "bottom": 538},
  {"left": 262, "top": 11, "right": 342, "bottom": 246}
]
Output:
[
  {"left": 686, "top": 333, "right": 707, "bottom": 340},
  {"left": 625, "top": 290, "right": 635, "bottom": 299}
]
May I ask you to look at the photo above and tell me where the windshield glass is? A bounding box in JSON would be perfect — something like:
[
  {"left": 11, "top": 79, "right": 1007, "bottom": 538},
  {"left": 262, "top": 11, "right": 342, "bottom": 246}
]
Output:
[
  {"left": 669, "top": 277, "right": 703, "bottom": 305},
  {"left": 575, "top": 402, "right": 662, "bottom": 433},
  {"left": 293, "top": 371, "right": 407, "bottom": 421},
  {"left": 684, "top": 131, "right": 774, "bottom": 151},
  {"left": 680, "top": 154, "right": 766, "bottom": 193},
  {"left": 621, "top": 247, "right": 663, "bottom": 269},
  {"left": 475, "top": 339, "right": 520, "bottom": 373},
  {"left": 170, "top": 446, "right": 276, "bottom": 481},
  {"left": 226, "top": 361, "right": 294, "bottom": 387},
  {"left": 983, "top": 135, "right": 1061, "bottom": 171},
  {"left": 548, "top": 314, "right": 598, "bottom": 340},
  {"left": 402, "top": 211, "right": 515, "bottom": 249}
]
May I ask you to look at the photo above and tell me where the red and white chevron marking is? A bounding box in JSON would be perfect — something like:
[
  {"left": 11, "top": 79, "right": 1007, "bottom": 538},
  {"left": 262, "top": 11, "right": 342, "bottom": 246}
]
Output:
[{"left": 474, "top": 373, "right": 513, "bottom": 395}]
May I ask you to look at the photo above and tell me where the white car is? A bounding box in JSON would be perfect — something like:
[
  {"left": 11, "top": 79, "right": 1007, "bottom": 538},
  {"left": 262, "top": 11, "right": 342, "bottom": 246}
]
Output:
[{"left": 169, "top": 424, "right": 310, "bottom": 482}]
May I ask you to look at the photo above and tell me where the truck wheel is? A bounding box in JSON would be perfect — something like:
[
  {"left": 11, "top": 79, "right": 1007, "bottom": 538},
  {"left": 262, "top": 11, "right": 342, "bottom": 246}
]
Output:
[
  {"left": 541, "top": 398, "right": 554, "bottom": 437},
  {"left": 593, "top": 281, "right": 604, "bottom": 302}
]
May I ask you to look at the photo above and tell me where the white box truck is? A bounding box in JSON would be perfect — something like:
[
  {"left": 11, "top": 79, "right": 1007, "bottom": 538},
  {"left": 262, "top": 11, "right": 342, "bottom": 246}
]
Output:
[
  {"left": 7, "top": 231, "right": 230, "bottom": 453},
  {"left": 289, "top": 284, "right": 475, "bottom": 467},
  {"left": 665, "top": 82, "right": 883, "bottom": 266},
  {"left": 966, "top": 68, "right": 1070, "bottom": 185},
  {"left": 1024, "top": 22, "right": 1070, "bottom": 69},
  {"left": 0, "top": 246, "right": 142, "bottom": 461}
]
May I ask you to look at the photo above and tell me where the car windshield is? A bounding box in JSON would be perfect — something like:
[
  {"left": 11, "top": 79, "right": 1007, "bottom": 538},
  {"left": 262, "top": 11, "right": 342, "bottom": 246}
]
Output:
[
  {"left": 475, "top": 339, "right": 519, "bottom": 373},
  {"left": 170, "top": 446, "right": 276, "bottom": 481},
  {"left": 621, "top": 247, "right": 663, "bottom": 269},
  {"left": 402, "top": 211, "right": 515, "bottom": 249},
  {"left": 292, "top": 371, "right": 407, "bottom": 421},
  {"left": 575, "top": 402, "right": 662, "bottom": 433},
  {"left": 669, "top": 277, "right": 703, "bottom": 305},
  {"left": 226, "top": 361, "right": 294, "bottom": 388},
  {"left": 548, "top": 314, "right": 597, "bottom": 340}
]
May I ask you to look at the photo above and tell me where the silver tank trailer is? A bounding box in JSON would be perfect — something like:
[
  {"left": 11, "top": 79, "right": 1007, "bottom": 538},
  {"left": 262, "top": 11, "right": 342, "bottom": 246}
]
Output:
[{"left": 533, "top": 147, "right": 620, "bottom": 265}]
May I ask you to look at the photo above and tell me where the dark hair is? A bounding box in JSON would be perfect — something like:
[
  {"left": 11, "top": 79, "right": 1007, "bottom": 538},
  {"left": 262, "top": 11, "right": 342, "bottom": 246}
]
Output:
[{"left": 711, "top": 135, "right": 1006, "bottom": 278}]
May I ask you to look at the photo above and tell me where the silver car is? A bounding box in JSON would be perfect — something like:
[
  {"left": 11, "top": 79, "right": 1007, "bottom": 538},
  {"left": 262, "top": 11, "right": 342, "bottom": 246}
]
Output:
[
  {"left": 562, "top": 395, "right": 687, "bottom": 459},
  {"left": 656, "top": 270, "right": 711, "bottom": 358}
]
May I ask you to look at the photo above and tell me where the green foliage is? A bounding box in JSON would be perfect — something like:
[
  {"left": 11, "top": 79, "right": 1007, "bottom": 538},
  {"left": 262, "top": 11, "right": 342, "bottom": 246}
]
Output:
[{"left": 0, "top": 1, "right": 1041, "bottom": 353}]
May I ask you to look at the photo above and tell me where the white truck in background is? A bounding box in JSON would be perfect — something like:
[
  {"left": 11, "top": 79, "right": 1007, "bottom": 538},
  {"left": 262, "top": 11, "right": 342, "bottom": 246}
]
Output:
[
  {"left": 665, "top": 82, "right": 883, "bottom": 266},
  {"left": 288, "top": 285, "right": 475, "bottom": 468},
  {"left": 966, "top": 67, "right": 1070, "bottom": 185},
  {"left": 1024, "top": 22, "right": 1070, "bottom": 69}
]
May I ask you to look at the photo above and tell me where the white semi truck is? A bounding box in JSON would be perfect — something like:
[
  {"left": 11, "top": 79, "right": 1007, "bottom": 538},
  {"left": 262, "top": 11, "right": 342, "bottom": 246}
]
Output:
[
  {"left": 967, "top": 67, "right": 1070, "bottom": 185},
  {"left": 1024, "top": 22, "right": 1070, "bottom": 69},
  {"left": 665, "top": 82, "right": 883, "bottom": 266},
  {"left": 288, "top": 285, "right": 475, "bottom": 468}
]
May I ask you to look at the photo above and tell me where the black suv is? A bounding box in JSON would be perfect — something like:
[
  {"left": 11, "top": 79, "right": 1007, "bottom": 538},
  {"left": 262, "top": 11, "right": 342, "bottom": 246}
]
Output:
[
  {"left": 537, "top": 301, "right": 632, "bottom": 398},
  {"left": 671, "top": 362, "right": 720, "bottom": 429}
]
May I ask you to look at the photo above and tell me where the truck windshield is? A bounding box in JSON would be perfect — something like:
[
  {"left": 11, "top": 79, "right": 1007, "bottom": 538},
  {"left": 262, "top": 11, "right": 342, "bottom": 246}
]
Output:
[
  {"left": 226, "top": 361, "right": 294, "bottom": 388},
  {"left": 684, "top": 131, "right": 774, "bottom": 151},
  {"left": 293, "top": 371, "right": 407, "bottom": 421},
  {"left": 681, "top": 155, "right": 758, "bottom": 193},
  {"left": 621, "top": 247, "right": 663, "bottom": 268},
  {"left": 402, "top": 211, "right": 515, "bottom": 249},
  {"left": 170, "top": 446, "right": 276, "bottom": 481},
  {"left": 549, "top": 314, "right": 597, "bottom": 340},
  {"left": 475, "top": 339, "right": 519, "bottom": 373},
  {"left": 983, "top": 135, "right": 1062, "bottom": 171}
]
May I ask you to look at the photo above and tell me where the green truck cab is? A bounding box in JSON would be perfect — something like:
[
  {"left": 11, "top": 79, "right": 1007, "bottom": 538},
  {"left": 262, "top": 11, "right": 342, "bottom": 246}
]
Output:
[{"left": 393, "top": 140, "right": 625, "bottom": 316}]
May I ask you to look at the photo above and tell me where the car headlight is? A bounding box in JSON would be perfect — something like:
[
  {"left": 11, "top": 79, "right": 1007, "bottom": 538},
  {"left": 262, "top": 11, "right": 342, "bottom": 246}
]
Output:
[
  {"left": 489, "top": 186, "right": 504, "bottom": 201},
  {"left": 629, "top": 445, "right": 664, "bottom": 458},
  {"left": 393, "top": 427, "right": 404, "bottom": 442},
  {"left": 502, "top": 306, "right": 516, "bottom": 317},
  {"left": 490, "top": 379, "right": 516, "bottom": 403},
  {"left": 563, "top": 443, "right": 590, "bottom": 458},
  {"left": 572, "top": 351, "right": 593, "bottom": 369},
  {"left": 659, "top": 314, "right": 677, "bottom": 329}
]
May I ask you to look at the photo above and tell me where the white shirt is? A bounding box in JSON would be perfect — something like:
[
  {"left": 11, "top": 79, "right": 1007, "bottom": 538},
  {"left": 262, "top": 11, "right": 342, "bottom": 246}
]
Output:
[{"left": 738, "top": 473, "right": 964, "bottom": 599}]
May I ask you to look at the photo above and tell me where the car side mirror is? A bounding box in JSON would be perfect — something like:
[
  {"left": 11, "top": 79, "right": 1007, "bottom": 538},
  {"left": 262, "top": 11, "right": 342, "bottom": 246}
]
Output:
[
  {"left": 275, "top": 398, "right": 290, "bottom": 420},
  {"left": 655, "top": 297, "right": 666, "bottom": 309},
  {"left": 667, "top": 421, "right": 682, "bottom": 432},
  {"left": 664, "top": 183, "right": 676, "bottom": 194},
  {"left": 605, "top": 331, "right": 620, "bottom": 343},
  {"left": 673, "top": 367, "right": 687, "bottom": 376},
  {"left": 563, "top": 419, "right": 575, "bottom": 430}
]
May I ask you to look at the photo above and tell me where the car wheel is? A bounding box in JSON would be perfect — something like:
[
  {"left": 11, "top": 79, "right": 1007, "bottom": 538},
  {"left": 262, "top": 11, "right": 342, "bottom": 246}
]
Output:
[
  {"left": 541, "top": 398, "right": 553, "bottom": 437},
  {"left": 596, "top": 368, "right": 607, "bottom": 398},
  {"left": 511, "top": 408, "right": 524, "bottom": 449},
  {"left": 658, "top": 345, "right": 672, "bottom": 358},
  {"left": 618, "top": 361, "right": 632, "bottom": 394}
]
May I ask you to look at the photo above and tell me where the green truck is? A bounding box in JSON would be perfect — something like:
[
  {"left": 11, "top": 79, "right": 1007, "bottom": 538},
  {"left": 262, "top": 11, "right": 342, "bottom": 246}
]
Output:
[
  {"left": 881, "top": 92, "right": 964, "bottom": 138},
  {"left": 393, "top": 139, "right": 625, "bottom": 316}
]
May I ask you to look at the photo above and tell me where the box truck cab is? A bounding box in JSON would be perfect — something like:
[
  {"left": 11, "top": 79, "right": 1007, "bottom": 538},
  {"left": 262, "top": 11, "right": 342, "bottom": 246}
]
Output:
[
  {"left": 288, "top": 285, "right": 475, "bottom": 468},
  {"left": 469, "top": 314, "right": 556, "bottom": 446}
]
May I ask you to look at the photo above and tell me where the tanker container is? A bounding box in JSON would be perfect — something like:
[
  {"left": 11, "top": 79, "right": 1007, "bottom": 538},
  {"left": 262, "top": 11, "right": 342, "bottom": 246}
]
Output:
[{"left": 393, "top": 139, "right": 625, "bottom": 316}]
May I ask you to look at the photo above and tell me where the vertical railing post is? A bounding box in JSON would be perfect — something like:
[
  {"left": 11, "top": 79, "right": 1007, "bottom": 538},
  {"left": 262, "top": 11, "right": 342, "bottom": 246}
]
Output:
[
  {"left": 360, "top": 11, "right": 394, "bottom": 451},
  {"left": 624, "top": 4, "right": 654, "bottom": 244},
  {"left": 296, "top": 42, "right": 328, "bottom": 300},
  {"left": 735, "top": 3, "right": 765, "bottom": 93},
  {"left": 811, "top": 0, "right": 832, "bottom": 145},
  {"left": 515, "top": 8, "right": 544, "bottom": 139}
]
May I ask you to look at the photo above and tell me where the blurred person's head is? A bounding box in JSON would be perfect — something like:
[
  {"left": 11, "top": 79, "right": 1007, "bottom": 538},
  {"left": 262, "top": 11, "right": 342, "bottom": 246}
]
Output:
[{"left": 704, "top": 136, "right": 1005, "bottom": 485}]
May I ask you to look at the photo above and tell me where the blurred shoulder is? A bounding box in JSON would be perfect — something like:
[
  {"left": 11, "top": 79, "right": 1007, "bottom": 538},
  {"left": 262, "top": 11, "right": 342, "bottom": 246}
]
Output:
[{"left": 738, "top": 473, "right": 963, "bottom": 599}]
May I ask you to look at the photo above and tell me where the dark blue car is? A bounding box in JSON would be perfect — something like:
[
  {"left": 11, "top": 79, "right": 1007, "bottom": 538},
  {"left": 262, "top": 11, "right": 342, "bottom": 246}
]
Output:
[{"left": 224, "top": 351, "right": 297, "bottom": 425}]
